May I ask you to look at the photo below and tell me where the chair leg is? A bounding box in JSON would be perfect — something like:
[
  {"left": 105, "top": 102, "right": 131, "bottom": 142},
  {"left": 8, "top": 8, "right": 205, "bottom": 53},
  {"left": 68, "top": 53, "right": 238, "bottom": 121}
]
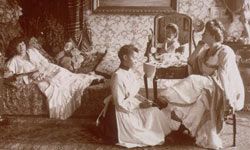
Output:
[
  {"left": 153, "top": 76, "right": 158, "bottom": 102},
  {"left": 233, "top": 112, "right": 236, "bottom": 147}
]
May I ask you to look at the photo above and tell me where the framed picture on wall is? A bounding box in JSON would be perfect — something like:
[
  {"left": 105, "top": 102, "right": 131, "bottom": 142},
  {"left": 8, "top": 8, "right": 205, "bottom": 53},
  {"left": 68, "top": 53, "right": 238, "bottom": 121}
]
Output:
[{"left": 91, "top": 0, "right": 177, "bottom": 15}]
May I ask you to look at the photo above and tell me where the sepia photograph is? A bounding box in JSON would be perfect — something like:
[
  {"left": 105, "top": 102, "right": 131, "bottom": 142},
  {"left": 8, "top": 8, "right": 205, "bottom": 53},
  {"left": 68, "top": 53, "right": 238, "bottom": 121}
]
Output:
[{"left": 1, "top": 0, "right": 250, "bottom": 149}]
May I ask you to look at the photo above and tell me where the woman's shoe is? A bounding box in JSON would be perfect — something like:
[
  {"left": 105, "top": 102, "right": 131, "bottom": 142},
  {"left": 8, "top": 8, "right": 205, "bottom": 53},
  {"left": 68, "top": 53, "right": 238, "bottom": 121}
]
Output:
[{"left": 155, "top": 97, "right": 168, "bottom": 109}]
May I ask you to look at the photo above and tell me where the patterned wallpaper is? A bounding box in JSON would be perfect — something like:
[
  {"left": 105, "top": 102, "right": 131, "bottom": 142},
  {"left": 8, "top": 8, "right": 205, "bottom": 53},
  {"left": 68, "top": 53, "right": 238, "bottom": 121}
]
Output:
[
  {"left": 88, "top": 15, "right": 155, "bottom": 80},
  {"left": 88, "top": 0, "right": 244, "bottom": 86},
  {"left": 88, "top": 0, "right": 235, "bottom": 54},
  {"left": 88, "top": 15, "right": 154, "bottom": 54},
  {"left": 178, "top": 0, "right": 219, "bottom": 22}
]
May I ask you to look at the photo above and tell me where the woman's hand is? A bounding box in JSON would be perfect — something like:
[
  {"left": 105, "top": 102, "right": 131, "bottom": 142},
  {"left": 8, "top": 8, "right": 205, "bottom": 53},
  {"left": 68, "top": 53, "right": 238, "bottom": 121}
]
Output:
[
  {"left": 196, "top": 41, "right": 205, "bottom": 50},
  {"left": 94, "top": 74, "right": 104, "bottom": 81},
  {"left": 88, "top": 72, "right": 105, "bottom": 85},
  {"left": 139, "top": 101, "right": 152, "bottom": 109},
  {"left": 89, "top": 71, "right": 104, "bottom": 80}
]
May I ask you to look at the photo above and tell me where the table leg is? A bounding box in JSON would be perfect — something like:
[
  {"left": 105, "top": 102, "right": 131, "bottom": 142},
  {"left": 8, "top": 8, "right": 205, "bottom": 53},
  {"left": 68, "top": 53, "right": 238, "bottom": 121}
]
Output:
[
  {"left": 233, "top": 112, "right": 236, "bottom": 147},
  {"left": 153, "top": 76, "right": 158, "bottom": 102},
  {"left": 144, "top": 75, "right": 148, "bottom": 99}
]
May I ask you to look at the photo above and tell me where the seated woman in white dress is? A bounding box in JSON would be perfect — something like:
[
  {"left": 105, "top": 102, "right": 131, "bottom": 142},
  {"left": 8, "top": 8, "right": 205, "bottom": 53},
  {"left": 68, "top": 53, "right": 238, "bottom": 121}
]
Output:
[
  {"left": 97, "top": 44, "right": 180, "bottom": 148},
  {"left": 158, "top": 19, "right": 245, "bottom": 149},
  {"left": 4, "top": 37, "right": 103, "bottom": 120}
]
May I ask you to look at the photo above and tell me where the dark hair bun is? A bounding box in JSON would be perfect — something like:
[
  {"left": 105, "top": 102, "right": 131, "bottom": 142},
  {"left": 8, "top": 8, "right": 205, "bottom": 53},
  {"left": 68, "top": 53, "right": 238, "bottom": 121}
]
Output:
[{"left": 205, "top": 19, "right": 225, "bottom": 42}]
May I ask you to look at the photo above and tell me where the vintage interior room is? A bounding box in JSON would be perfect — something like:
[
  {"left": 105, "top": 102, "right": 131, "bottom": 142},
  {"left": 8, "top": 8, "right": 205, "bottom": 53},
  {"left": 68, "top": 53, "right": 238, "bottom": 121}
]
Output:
[{"left": 1, "top": 0, "right": 250, "bottom": 149}]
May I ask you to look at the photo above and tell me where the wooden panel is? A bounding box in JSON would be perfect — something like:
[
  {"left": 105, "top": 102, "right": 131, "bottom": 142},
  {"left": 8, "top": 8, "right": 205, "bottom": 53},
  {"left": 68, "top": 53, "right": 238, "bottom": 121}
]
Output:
[{"left": 155, "top": 66, "right": 188, "bottom": 79}]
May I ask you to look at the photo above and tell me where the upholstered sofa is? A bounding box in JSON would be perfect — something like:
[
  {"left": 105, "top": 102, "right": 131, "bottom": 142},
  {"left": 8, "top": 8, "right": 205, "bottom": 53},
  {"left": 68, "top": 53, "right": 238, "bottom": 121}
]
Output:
[
  {"left": 0, "top": 75, "right": 111, "bottom": 117},
  {"left": 0, "top": 46, "right": 110, "bottom": 118}
]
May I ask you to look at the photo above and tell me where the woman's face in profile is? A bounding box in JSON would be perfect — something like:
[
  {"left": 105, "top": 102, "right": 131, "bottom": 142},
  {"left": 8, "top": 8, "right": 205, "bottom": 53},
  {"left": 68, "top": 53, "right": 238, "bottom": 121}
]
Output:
[
  {"left": 123, "top": 51, "right": 137, "bottom": 68},
  {"left": 16, "top": 41, "right": 26, "bottom": 55},
  {"left": 202, "top": 29, "right": 213, "bottom": 44}
]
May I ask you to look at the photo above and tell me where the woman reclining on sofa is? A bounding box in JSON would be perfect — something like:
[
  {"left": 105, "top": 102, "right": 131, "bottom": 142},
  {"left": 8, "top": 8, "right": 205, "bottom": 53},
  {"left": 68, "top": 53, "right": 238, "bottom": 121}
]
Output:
[{"left": 3, "top": 37, "right": 103, "bottom": 120}]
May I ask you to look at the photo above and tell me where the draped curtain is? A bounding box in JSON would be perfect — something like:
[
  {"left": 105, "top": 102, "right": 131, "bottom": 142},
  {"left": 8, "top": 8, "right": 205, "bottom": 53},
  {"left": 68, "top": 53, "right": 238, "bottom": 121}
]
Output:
[{"left": 67, "top": 0, "right": 92, "bottom": 52}]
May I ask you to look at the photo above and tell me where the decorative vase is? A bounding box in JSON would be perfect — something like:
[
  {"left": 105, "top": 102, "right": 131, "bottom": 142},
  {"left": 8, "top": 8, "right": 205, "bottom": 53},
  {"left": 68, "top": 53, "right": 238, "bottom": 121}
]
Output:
[{"left": 143, "top": 63, "right": 156, "bottom": 78}]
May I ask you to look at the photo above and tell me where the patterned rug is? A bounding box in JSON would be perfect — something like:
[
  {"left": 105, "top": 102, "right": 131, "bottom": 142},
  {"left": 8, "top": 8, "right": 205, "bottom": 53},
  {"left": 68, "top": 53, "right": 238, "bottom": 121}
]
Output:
[{"left": 1, "top": 112, "right": 250, "bottom": 150}]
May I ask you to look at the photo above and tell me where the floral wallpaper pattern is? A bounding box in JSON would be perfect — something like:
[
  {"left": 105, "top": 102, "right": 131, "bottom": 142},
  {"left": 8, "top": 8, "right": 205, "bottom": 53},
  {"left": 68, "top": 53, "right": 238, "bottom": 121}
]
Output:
[
  {"left": 178, "top": 0, "right": 217, "bottom": 22},
  {"left": 89, "top": 15, "right": 154, "bottom": 53},
  {"left": 89, "top": 14, "right": 154, "bottom": 82}
]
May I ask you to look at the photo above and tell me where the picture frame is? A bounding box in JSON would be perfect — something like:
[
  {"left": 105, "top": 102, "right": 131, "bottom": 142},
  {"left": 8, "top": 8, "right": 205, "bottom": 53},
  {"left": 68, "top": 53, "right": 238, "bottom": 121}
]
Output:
[{"left": 91, "top": 0, "right": 177, "bottom": 15}]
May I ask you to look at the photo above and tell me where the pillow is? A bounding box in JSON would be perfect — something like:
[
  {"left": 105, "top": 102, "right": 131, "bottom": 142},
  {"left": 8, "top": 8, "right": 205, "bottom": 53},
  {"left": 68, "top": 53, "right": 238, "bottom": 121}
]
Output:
[
  {"left": 29, "top": 37, "right": 55, "bottom": 63},
  {"left": 95, "top": 51, "right": 120, "bottom": 79},
  {"left": 78, "top": 52, "right": 105, "bottom": 74}
]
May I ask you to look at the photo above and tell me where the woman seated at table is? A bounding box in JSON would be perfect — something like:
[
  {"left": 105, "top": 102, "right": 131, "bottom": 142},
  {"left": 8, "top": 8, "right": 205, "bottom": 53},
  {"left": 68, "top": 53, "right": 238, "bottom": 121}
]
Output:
[
  {"left": 97, "top": 44, "right": 180, "bottom": 148},
  {"left": 158, "top": 19, "right": 245, "bottom": 149},
  {"left": 4, "top": 37, "right": 103, "bottom": 120}
]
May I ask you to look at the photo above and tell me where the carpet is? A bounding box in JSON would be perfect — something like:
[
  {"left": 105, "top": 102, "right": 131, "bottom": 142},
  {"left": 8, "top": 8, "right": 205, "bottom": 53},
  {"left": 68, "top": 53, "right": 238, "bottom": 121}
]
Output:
[{"left": 1, "top": 112, "right": 250, "bottom": 150}]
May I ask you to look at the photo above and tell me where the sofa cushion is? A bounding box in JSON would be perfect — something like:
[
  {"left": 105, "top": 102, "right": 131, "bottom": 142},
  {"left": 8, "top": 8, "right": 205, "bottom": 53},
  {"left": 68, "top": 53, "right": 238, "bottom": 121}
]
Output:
[{"left": 95, "top": 51, "right": 120, "bottom": 78}]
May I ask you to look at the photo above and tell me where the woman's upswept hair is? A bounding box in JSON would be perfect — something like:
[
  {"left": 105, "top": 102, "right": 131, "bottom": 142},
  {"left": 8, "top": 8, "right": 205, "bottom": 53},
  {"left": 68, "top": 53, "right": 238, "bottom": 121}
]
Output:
[
  {"left": 5, "top": 36, "right": 27, "bottom": 61},
  {"left": 205, "top": 19, "right": 225, "bottom": 42},
  {"left": 165, "top": 23, "right": 179, "bottom": 39}
]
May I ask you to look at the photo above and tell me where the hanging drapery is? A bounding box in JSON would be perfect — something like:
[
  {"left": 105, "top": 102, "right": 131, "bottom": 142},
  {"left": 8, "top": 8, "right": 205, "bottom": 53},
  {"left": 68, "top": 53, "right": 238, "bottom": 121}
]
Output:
[{"left": 67, "top": 0, "right": 92, "bottom": 52}]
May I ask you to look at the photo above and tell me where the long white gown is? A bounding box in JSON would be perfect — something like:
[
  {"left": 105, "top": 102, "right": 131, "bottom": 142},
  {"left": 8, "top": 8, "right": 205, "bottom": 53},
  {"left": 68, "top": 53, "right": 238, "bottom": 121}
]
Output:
[
  {"left": 6, "top": 47, "right": 96, "bottom": 120},
  {"left": 111, "top": 68, "right": 179, "bottom": 148},
  {"left": 159, "top": 44, "right": 245, "bottom": 149}
]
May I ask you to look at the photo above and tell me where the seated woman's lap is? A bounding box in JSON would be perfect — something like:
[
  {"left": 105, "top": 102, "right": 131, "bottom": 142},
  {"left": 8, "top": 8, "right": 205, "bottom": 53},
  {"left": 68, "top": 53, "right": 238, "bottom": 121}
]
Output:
[{"left": 159, "top": 74, "right": 214, "bottom": 105}]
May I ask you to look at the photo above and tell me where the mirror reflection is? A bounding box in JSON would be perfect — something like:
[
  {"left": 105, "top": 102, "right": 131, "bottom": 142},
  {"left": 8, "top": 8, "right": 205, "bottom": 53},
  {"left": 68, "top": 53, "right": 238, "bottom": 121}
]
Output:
[{"left": 145, "top": 13, "right": 192, "bottom": 68}]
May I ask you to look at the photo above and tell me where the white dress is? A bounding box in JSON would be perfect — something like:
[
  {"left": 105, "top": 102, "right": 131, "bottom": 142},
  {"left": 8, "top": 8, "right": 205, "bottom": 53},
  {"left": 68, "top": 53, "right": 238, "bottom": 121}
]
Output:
[
  {"left": 6, "top": 48, "right": 95, "bottom": 120},
  {"left": 111, "top": 68, "right": 179, "bottom": 148},
  {"left": 159, "top": 44, "right": 245, "bottom": 149}
]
